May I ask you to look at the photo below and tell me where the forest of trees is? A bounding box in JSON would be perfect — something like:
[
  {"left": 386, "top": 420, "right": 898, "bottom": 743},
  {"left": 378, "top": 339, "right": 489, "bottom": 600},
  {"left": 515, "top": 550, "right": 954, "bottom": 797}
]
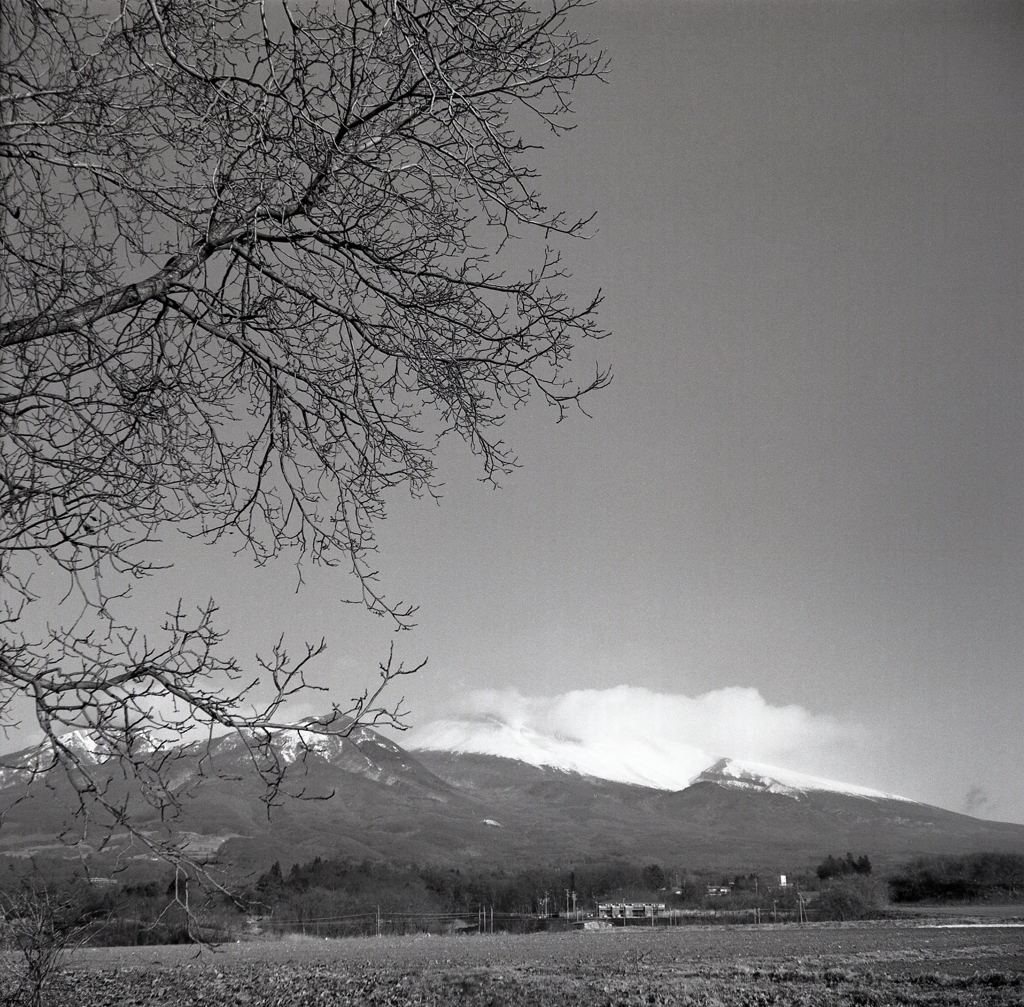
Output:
[
  {"left": 252, "top": 858, "right": 687, "bottom": 919},
  {"left": 815, "top": 853, "right": 872, "bottom": 880},
  {"left": 239, "top": 856, "right": 817, "bottom": 931},
  {"left": 887, "top": 852, "right": 1024, "bottom": 903}
]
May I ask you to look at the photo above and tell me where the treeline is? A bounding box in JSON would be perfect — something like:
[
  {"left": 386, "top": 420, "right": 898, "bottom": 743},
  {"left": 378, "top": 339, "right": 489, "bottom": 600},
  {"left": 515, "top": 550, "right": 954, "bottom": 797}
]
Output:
[
  {"left": 4, "top": 855, "right": 813, "bottom": 949},
  {"left": 816, "top": 853, "right": 872, "bottom": 880},
  {"left": 251, "top": 858, "right": 697, "bottom": 918},
  {"left": 10, "top": 848, "right": 1023, "bottom": 948},
  {"left": 0, "top": 868, "right": 202, "bottom": 948},
  {"left": 888, "top": 853, "right": 1024, "bottom": 903},
  {"left": 245, "top": 857, "right": 823, "bottom": 922}
]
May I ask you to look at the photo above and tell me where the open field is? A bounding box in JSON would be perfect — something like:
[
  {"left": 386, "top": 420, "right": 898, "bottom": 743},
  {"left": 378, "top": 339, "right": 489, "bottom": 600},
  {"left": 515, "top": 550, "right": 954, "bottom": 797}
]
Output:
[
  {"left": 5, "top": 921, "right": 1024, "bottom": 1006},
  {"left": 886, "top": 903, "right": 1024, "bottom": 920}
]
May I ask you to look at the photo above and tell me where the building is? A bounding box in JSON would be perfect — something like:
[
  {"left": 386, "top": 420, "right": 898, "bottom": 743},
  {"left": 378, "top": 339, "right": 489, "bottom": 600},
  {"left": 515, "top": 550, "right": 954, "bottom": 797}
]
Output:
[{"left": 596, "top": 902, "right": 666, "bottom": 920}]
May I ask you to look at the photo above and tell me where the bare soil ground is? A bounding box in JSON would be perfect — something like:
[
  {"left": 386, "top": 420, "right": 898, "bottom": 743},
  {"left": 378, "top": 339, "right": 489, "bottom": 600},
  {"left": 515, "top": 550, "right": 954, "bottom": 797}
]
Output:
[
  {"left": 5, "top": 921, "right": 1024, "bottom": 1006},
  {"left": 886, "top": 903, "right": 1024, "bottom": 920}
]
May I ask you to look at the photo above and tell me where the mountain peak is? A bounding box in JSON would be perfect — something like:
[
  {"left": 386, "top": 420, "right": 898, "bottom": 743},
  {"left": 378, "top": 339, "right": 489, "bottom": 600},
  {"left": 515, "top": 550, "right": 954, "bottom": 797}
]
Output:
[
  {"left": 42, "top": 727, "right": 159, "bottom": 764},
  {"left": 694, "top": 757, "right": 909, "bottom": 802}
]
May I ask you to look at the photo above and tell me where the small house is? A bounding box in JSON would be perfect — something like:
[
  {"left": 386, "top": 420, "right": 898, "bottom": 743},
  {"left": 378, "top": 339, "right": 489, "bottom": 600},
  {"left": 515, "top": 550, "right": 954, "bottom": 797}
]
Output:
[{"left": 596, "top": 902, "right": 666, "bottom": 920}]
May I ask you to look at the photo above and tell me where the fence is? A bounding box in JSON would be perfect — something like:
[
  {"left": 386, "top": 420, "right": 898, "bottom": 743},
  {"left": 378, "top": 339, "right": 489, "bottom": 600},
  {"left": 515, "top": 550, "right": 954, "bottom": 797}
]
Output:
[
  {"left": 253, "top": 905, "right": 812, "bottom": 938},
  {"left": 256, "top": 907, "right": 554, "bottom": 938}
]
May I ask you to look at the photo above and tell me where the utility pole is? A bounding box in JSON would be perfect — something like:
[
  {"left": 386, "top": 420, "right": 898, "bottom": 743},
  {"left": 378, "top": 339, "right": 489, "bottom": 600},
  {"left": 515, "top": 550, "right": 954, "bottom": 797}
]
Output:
[
  {"left": 376, "top": 905, "right": 381, "bottom": 937},
  {"left": 175, "top": 867, "right": 190, "bottom": 941}
]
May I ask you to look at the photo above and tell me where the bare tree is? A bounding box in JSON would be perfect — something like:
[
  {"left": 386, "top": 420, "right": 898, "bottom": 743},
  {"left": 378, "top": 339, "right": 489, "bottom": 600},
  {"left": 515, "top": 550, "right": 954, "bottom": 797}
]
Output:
[
  {"left": 0, "top": 877, "right": 105, "bottom": 1006},
  {"left": 0, "top": 0, "right": 608, "bottom": 861}
]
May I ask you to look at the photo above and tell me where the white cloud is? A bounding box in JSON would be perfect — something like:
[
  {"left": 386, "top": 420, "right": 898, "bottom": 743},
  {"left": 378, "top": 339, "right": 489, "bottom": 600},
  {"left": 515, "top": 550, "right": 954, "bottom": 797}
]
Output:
[{"left": 405, "top": 684, "right": 867, "bottom": 791}]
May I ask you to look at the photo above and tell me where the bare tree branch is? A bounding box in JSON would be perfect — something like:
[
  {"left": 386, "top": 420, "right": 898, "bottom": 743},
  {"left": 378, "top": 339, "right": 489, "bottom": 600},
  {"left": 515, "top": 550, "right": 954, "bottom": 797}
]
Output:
[{"left": 0, "top": 0, "right": 608, "bottom": 873}]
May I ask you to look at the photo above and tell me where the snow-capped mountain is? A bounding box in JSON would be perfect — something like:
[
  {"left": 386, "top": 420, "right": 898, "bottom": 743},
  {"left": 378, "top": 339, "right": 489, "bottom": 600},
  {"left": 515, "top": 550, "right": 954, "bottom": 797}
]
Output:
[
  {"left": 206, "top": 720, "right": 438, "bottom": 788},
  {"left": 404, "top": 717, "right": 906, "bottom": 802},
  {"left": 693, "top": 758, "right": 905, "bottom": 801},
  {"left": 0, "top": 720, "right": 431, "bottom": 791},
  {"left": 404, "top": 716, "right": 716, "bottom": 790},
  {"left": 0, "top": 727, "right": 162, "bottom": 789},
  {"left": 4, "top": 714, "right": 1023, "bottom": 874}
]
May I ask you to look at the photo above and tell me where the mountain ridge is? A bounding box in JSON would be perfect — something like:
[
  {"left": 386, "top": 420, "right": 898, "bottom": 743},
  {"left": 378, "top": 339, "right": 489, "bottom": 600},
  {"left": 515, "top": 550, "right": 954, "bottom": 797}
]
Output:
[
  {"left": 404, "top": 717, "right": 911, "bottom": 802},
  {"left": 692, "top": 757, "right": 907, "bottom": 802},
  {"left": 2, "top": 723, "right": 1023, "bottom": 875}
]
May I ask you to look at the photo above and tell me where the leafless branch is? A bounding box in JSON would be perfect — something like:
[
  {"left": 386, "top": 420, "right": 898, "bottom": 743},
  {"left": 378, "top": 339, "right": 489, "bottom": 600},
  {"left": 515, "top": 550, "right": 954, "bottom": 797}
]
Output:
[{"left": 0, "top": 0, "right": 608, "bottom": 878}]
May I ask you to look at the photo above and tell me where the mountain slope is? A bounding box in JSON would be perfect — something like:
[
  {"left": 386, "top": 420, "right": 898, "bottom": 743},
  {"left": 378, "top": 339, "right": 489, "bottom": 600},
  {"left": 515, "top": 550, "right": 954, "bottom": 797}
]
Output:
[
  {"left": 2, "top": 726, "right": 1023, "bottom": 875},
  {"left": 414, "top": 749, "right": 1024, "bottom": 869}
]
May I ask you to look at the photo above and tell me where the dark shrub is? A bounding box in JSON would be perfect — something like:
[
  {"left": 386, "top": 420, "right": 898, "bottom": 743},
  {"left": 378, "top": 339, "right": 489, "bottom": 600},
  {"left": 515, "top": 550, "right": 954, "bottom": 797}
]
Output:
[{"left": 815, "top": 877, "right": 885, "bottom": 921}]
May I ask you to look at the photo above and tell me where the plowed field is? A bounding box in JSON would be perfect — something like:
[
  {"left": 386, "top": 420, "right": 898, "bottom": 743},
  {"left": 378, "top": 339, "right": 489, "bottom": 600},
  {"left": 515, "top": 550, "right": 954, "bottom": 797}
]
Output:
[{"left": 6, "top": 921, "right": 1024, "bottom": 1006}]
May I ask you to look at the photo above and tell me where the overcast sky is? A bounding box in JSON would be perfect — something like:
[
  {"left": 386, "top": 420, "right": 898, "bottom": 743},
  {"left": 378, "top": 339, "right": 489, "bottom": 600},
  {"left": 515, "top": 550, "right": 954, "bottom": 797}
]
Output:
[
  {"left": 383, "top": 0, "right": 1024, "bottom": 822},
  {"left": 11, "top": 0, "right": 1024, "bottom": 823},
  {"left": 388, "top": 0, "right": 1024, "bottom": 822}
]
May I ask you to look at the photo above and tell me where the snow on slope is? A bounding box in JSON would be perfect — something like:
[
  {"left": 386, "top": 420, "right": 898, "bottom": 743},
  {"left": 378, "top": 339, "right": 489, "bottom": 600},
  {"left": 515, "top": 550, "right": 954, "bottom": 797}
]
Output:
[
  {"left": 405, "top": 719, "right": 909, "bottom": 801},
  {"left": 0, "top": 728, "right": 161, "bottom": 789},
  {"left": 405, "top": 717, "right": 714, "bottom": 790},
  {"left": 694, "top": 757, "right": 906, "bottom": 801}
]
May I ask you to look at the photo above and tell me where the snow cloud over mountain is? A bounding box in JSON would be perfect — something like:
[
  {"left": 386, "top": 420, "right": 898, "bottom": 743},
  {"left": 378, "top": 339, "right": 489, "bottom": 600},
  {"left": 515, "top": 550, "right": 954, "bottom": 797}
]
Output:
[{"left": 405, "top": 684, "right": 868, "bottom": 792}]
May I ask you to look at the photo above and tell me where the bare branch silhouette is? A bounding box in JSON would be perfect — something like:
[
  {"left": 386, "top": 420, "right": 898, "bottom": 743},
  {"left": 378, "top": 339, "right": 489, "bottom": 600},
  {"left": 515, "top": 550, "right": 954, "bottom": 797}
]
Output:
[{"left": 0, "top": 0, "right": 608, "bottom": 868}]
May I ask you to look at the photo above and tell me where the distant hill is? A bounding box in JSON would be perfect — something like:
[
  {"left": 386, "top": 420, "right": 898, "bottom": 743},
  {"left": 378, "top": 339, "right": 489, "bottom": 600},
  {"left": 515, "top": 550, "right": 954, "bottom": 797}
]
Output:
[{"left": 2, "top": 724, "right": 1023, "bottom": 877}]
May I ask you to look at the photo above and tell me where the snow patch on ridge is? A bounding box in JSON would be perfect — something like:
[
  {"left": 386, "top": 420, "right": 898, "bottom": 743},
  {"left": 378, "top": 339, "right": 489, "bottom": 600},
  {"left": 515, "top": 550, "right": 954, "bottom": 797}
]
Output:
[
  {"left": 695, "top": 758, "right": 905, "bottom": 801},
  {"left": 33, "top": 728, "right": 157, "bottom": 765},
  {"left": 275, "top": 729, "right": 342, "bottom": 764}
]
